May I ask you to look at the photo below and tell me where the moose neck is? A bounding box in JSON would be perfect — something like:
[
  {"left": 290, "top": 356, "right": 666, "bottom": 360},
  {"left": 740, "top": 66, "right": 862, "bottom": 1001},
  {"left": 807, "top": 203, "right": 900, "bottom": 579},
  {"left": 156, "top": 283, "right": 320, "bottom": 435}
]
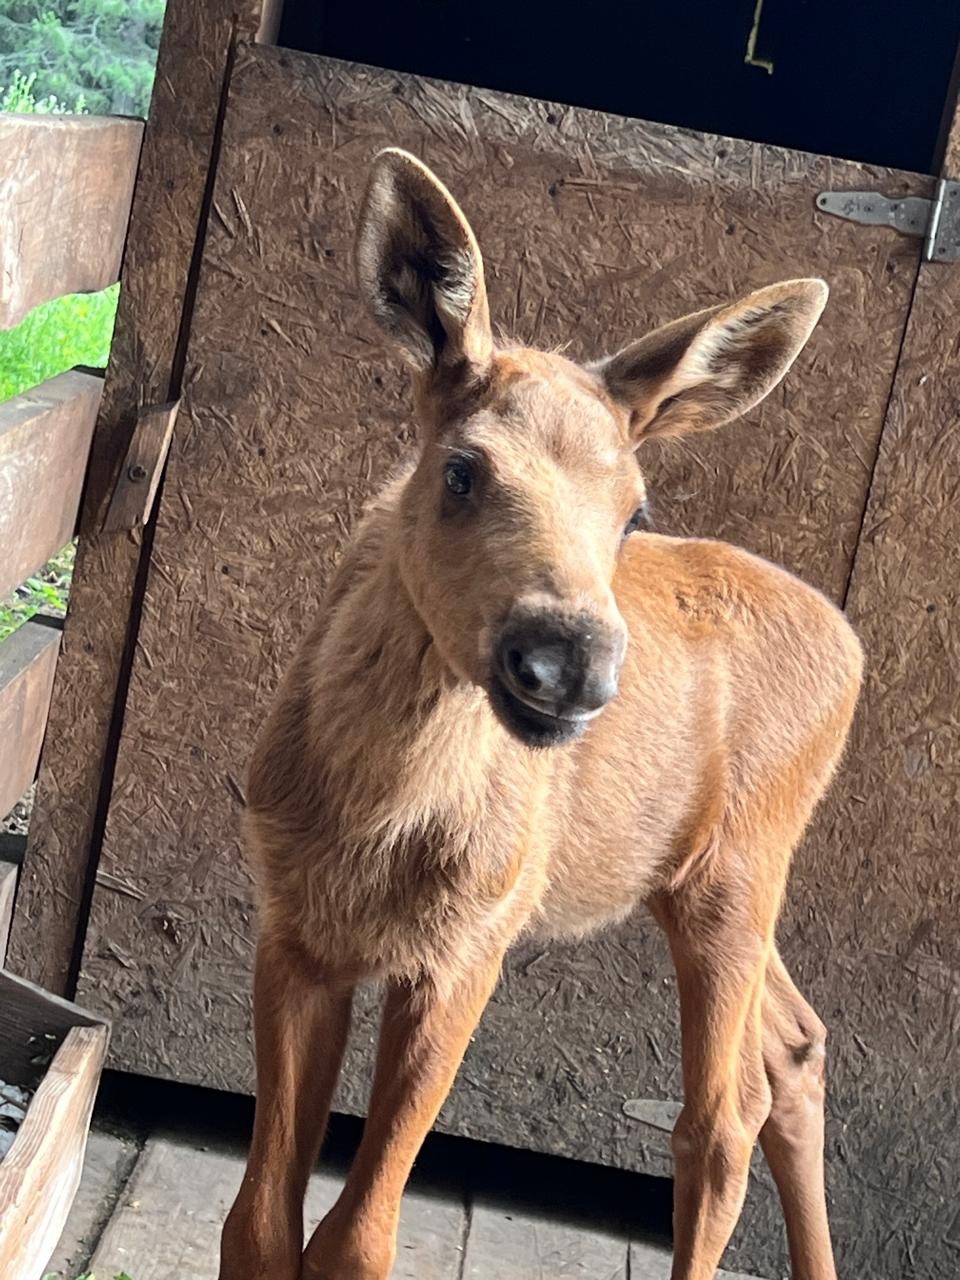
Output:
[{"left": 305, "top": 502, "right": 508, "bottom": 843}]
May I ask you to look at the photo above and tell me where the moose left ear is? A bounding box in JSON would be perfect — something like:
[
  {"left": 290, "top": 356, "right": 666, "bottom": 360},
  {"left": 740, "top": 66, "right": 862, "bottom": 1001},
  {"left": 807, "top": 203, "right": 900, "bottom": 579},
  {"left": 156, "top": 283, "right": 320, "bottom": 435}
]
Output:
[
  {"left": 593, "top": 279, "right": 828, "bottom": 443},
  {"left": 356, "top": 148, "right": 493, "bottom": 378}
]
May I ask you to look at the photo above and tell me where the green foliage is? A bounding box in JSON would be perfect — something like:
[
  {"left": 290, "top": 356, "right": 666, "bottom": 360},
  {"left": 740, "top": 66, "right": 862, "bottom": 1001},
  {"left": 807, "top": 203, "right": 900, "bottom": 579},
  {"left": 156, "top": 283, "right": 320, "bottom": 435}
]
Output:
[
  {"left": 0, "top": 66, "right": 85, "bottom": 112},
  {"left": 0, "top": 1, "right": 164, "bottom": 118},
  {"left": 0, "top": 543, "right": 74, "bottom": 642},
  {"left": 0, "top": 285, "right": 119, "bottom": 401},
  {"left": 0, "top": 4, "right": 155, "bottom": 649},
  {"left": 0, "top": 15, "right": 122, "bottom": 401}
]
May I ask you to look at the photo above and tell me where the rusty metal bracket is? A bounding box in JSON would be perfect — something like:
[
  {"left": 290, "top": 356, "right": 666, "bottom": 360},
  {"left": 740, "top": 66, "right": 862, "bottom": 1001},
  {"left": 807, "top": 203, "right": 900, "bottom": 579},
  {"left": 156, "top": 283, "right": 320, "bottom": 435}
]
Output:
[{"left": 102, "top": 400, "right": 180, "bottom": 533}]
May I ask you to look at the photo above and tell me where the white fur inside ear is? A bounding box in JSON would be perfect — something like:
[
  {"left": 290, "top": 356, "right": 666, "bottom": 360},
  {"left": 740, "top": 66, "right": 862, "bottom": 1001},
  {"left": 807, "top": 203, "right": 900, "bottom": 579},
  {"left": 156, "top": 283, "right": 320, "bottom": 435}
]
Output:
[
  {"left": 433, "top": 248, "right": 479, "bottom": 326},
  {"left": 678, "top": 304, "right": 776, "bottom": 391}
]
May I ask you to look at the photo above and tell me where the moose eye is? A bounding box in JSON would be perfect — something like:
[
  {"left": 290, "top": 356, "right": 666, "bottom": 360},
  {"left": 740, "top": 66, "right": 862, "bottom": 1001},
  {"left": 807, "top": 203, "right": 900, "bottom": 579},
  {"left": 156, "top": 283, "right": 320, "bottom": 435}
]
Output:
[
  {"left": 444, "top": 457, "right": 474, "bottom": 498},
  {"left": 623, "top": 501, "right": 651, "bottom": 538}
]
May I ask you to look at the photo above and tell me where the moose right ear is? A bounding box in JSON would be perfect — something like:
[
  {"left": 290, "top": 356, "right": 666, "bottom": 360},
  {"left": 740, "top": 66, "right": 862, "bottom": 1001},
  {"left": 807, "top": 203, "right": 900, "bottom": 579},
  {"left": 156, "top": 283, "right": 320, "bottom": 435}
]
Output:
[
  {"left": 593, "top": 279, "right": 828, "bottom": 444},
  {"left": 356, "top": 149, "right": 493, "bottom": 376}
]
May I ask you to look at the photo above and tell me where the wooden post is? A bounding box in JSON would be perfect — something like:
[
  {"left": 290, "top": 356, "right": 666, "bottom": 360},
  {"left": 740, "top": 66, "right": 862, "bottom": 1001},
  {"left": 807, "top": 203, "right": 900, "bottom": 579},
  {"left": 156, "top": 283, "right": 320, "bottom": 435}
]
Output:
[{"left": 7, "top": 0, "right": 275, "bottom": 995}]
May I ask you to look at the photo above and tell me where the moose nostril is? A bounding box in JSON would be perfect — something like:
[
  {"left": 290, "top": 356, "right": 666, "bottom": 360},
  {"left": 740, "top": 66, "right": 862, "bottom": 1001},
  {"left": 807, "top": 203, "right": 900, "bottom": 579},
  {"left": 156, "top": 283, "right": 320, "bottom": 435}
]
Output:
[{"left": 508, "top": 648, "right": 541, "bottom": 692}]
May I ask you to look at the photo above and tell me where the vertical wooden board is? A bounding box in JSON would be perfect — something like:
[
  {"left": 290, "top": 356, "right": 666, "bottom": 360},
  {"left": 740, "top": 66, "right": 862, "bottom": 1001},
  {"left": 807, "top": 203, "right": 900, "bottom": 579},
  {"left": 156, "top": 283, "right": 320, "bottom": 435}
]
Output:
[
  {"left": 0, "top": 861, "right": 16, "bottom": 963},
  {"left": 68, "top": 45, "right": 928, "bottom": 1278},
  {"left": 463, "top": 1198, "right": 628, "bottom": 1278},
  {"left": 7, "top": 0, "right": 273, "bottom": 997},
  {"left": 0, "top": 621, "right": 60, "bottom": 823},
  {"left": 0, "top": 114, "right": 143, "bottom": 329},
  {"left": 0, "top": 1025, "right": 109, "bottom": 1280},
  {"left": 0, "top": 370, "right": 101, "bottom": 602},
  {"left": 43, "top": 1128, "right": 140, "bottom": 1279}
]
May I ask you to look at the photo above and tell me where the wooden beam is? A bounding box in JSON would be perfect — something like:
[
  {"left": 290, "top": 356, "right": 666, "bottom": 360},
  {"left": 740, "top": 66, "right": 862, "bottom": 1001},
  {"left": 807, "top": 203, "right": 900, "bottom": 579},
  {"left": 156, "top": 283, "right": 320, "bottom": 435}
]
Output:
[
  {"left": 101, "top": 399, "right": 180, "bottom": 533},
  {"left": 0, "top": 371, "right": 101, "bottom": 602},
  {"left": 0, "top": 1024, "right": 109, "bottom": 1280},
  {"left": 0, "top": 115, "right": 143, "bottom": 330},
  {"left": 0, "top": 621, "right": 60, "bottom": 823},
  {"left": 7, "top": 0, "right": 277, "bottom": 996},
  {"left": 0, "top": 968, "right": 106, "bottom": 1086}
]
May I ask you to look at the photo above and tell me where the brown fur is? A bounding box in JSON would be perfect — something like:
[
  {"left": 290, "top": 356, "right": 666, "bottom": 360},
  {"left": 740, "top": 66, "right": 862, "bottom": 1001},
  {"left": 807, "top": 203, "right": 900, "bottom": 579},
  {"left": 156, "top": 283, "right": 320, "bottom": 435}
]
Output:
[{"left": 220, "top": 150, "right": 861, "bottom": 1280}]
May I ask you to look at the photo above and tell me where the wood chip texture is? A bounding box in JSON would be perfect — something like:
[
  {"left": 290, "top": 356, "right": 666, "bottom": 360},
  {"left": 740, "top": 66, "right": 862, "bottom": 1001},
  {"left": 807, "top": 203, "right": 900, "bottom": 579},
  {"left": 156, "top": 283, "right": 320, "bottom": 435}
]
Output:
[{"left": 63, "top": 45, "right": 941, "bottom": 1279}]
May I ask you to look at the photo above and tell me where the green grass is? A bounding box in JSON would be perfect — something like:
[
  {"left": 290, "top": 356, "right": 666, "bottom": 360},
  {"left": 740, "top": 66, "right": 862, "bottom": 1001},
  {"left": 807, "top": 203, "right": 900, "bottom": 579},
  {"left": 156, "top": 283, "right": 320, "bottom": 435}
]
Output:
[
  {"left": 0, "top": 284, "right": 119, "bottom": 401},
  {"left": 0, "top": 285, "right": 117, "bottom": 645},
  {"left": 0, "top": 543, "right": 75, "bottom": 642}
]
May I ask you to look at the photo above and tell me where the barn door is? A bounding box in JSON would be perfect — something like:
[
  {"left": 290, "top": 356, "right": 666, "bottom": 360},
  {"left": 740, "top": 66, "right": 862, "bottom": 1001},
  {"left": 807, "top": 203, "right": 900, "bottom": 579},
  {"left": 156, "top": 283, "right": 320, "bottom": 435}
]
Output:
[{"left": 69, "top": 46, "right": 935, "bottom": 1277}]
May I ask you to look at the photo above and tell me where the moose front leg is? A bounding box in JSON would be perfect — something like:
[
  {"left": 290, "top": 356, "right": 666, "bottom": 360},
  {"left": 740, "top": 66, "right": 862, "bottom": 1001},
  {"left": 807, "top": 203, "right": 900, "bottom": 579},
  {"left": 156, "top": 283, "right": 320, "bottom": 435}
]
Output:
[
  {"left": 301, "top": 951, "right": 504, "bottom": 1280},
  {"left": 219, "top": 933, "right": 354, "bottom": 1280}
]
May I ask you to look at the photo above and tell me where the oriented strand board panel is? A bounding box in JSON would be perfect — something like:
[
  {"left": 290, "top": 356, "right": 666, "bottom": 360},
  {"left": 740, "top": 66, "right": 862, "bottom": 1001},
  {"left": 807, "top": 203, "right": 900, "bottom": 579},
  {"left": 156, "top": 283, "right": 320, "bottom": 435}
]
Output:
[
  {"left": 0, "top": 114, "right": 142, "bottom": 329},
  {"left": 0, "top": 370, "right": 101, "bottom": 603},
  {"left": 77, "top": 46, "right": 926, "bottom": 1276},
  {"left": 0, "top": 621, "right": 60, "bottom": 822},
  {"left": 783, "top": 166, "right": 960, "bottom": 1279}
]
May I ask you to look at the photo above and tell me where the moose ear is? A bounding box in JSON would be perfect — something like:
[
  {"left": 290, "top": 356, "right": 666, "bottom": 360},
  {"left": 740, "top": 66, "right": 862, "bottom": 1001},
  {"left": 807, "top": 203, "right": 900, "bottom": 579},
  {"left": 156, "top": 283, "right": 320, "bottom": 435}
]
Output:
[
  {"left": 593, "top": 279, "right": 828, "bottom": 443},
  {"left": 356, "top": 148, "right": 493, "bottom": 376}
]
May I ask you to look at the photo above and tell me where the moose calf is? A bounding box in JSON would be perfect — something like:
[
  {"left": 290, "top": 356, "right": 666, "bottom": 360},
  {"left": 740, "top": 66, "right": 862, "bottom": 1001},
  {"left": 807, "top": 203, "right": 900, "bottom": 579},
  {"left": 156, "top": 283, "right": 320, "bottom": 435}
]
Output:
[{"left": 220, "top": 149, "right": 861, "bottom": 1280}]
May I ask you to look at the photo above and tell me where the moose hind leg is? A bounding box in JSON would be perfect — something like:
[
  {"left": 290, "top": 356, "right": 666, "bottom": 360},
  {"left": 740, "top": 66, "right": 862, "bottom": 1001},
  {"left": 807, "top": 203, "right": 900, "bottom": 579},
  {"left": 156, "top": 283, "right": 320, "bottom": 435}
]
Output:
[
  {"left": 759, "top": 949, "right": 836, "bottom": 1280},
  {"left": 652, "top": 855, "right": 782, "bottom": 1280}
]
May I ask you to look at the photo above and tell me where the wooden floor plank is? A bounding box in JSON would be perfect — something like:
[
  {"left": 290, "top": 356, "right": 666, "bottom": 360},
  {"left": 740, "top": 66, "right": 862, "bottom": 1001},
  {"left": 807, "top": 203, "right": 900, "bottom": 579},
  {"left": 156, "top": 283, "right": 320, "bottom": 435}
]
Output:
[
  {"left": 43, "top": 1128, "right": 139, "bottom": 1278},
  {"left": 629, "top": 1238, "right": 763, "bottom": 1279},
  {"left": 88, "top": 1134, "right": 467, "bottom": 1279},
  {"left": 304, "top": 1167, "right": 466, "bottom": 1279},
  {"left": 86, "top": 1136, "right": 242, "bottom": 1279},
  {"left": 463, "top": 1197, "right": 628, "bottom": 1278}
]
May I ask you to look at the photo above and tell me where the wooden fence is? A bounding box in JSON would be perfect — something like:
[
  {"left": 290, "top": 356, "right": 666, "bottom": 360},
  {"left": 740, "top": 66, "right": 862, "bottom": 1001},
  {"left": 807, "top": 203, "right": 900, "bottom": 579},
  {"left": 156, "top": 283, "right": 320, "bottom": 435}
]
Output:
[{"left": 0, "top": 112, "right": 143, "bottom": 961}]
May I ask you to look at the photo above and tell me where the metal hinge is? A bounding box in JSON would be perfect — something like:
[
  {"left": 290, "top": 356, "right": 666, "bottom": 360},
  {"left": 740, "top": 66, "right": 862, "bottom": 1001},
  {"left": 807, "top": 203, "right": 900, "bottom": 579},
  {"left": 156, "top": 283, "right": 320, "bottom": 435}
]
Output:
[{"left": 817, "top": 179, "right": 960, "bottom": 261}]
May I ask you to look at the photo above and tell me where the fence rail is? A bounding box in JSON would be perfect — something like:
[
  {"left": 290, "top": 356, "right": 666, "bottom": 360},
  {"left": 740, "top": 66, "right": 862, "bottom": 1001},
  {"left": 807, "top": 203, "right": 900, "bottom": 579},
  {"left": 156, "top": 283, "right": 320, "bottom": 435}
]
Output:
[
  {"left": 0, "top": 621, "right": 61, "bottom": 828},
  {"left": 0, "top": 371, "right": 102, "bottom": 601},
  {"left": 0, "top": 113, "right": 143, "bottom": 959},
  {"left": 0, "top": 113, "right": 143, "bottom": 330}
]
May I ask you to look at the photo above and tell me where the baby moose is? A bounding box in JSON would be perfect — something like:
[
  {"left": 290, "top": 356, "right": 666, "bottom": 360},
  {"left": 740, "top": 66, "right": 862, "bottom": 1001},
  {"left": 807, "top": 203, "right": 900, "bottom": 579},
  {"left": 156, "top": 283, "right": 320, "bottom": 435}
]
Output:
[{"left": 219, "top": 149, "right": 861, "bottom": 1280}]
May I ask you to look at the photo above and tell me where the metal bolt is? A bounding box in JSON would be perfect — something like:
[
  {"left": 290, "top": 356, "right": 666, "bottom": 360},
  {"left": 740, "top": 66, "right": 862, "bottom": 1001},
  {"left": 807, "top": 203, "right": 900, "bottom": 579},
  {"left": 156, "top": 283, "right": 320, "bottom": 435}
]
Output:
[{"left": 128, "top": 463, "right": 148, "bottom": 483}]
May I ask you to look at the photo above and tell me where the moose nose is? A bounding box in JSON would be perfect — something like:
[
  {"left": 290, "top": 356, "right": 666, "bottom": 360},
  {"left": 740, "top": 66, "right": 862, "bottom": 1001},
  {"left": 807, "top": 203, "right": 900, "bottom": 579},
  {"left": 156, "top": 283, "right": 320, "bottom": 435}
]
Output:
[{"left": 496, "top": 613, "right": 623, "bottom": 720}]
